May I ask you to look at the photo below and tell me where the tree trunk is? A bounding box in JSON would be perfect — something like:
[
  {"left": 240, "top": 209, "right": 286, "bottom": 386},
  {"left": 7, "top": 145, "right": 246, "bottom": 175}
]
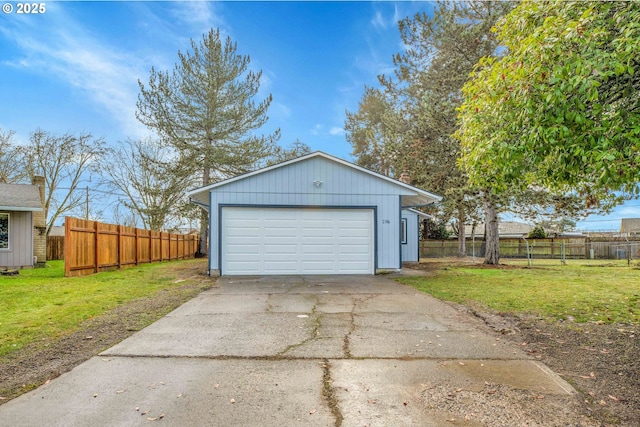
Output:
[
  {"left": 197, "top": 209, "right": 208, "bottom": 257},
  {"left": 197, "top": 166, "right": 211, "bottom": 257},
  {"left": 483, "top": 193, "right": 500, "bottom": 265},
  {"left": 457, "top": 212, "right": 466, "bottom": 258}
]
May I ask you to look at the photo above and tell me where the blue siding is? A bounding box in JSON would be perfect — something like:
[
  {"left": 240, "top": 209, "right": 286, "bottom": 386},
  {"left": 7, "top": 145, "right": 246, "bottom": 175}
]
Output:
[
  {"left": 401, "top": 209, "right": 420, "bottom": 262},
  {"left": 207, "top": 157, "right": 405, "bottom": 272}
]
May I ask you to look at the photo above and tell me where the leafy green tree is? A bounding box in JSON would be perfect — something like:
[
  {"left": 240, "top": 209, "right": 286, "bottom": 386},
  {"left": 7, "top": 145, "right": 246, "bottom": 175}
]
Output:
[
  {"left": 538, "top": 217, "right": 577, "bottom": 235},
  {"left": 344, "top": 86, "right": 401, "bottom": 176},
  {"left": 458, "top": 1, "right": 640, "bottom": 203},
  {"left": 136, "top": 28, "right": 280, "bottom": 254},
  {"left": 369, "top": 1, "right": 513, "bottom": 258},
  {"left": 528, "top": 225, "right": 547, "bottom": 239},
  {"left": 423, "top": 218, "right": 451, "bottom": 240}
]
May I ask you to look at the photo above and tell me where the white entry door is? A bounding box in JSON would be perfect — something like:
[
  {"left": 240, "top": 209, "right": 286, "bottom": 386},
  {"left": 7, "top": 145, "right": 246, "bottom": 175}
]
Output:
[{"left": 221, "top": 207, "right": 374, "bottom": 275}]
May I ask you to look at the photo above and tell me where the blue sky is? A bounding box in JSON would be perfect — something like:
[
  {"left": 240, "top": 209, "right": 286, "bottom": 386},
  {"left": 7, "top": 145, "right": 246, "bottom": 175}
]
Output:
[
  {"left": 1, "top": 1, "right": 638, "bottom": 230},
  {"left": 1, "top": 1, "right": 420, "bottom": 157}
]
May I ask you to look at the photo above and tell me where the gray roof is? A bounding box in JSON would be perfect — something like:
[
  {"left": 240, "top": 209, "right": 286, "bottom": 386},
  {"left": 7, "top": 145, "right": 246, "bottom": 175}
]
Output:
[
  {"left": 0, "top": 183, "right": 43, "bottom": 212},
  {"left": 621, "top": 218, "right": 640, "bottom": 233},
  {"left": 451, "top": 221, "right": 533, "bottom": 238}
]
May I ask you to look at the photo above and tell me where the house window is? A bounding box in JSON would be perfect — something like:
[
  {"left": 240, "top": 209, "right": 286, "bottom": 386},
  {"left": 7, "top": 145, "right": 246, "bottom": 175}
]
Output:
[
  {"left": 401, "top": 218, "right": 407, "bottom": 244},
  {"left": 0, "top": 213, "right": 8, "bottom": 250}
]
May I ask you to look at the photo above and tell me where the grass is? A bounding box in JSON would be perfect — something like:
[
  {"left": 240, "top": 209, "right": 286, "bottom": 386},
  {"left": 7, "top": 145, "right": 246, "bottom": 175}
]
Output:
[
  {"left": 398, "top": 260, "right": 640, "bottom": 324},
  {"left": 0, "top": 259, "right": 207, "bottom": 356}
]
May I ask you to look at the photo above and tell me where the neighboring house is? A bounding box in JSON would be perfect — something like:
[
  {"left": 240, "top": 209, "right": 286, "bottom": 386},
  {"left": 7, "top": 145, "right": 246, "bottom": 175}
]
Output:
[
  {"left": 401, "top": 208, "right": 433, "bottom": 262},
  {"left": 48, "top": 225, "right": 65, "bottom": 237},
  {"left": 620, "top": 218, "right": 640, "bottom": 235},
  {"left": 187, "top": 151, "right": 441, "bottom": 276},
  {"left": 0, "top": 177, "right": 46, "bottom": 268},
  {"left": 452, "top": 221, "right": 534, "bottom": 239}
]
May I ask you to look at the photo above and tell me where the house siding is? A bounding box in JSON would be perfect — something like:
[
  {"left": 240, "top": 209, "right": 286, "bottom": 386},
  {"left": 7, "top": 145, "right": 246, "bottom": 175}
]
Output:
[
  {"left": 207, "top": 157, "right": 409, "bottom": 272},
  {"left": 401, "top": 209, "right": 420, "bottom": 262},
  {"left": 0, "top": 210, "right": 34, "bottom": 268}
]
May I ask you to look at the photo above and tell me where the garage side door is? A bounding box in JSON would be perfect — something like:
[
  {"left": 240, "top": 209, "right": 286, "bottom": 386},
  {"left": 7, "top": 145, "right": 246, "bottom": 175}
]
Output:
[{"left": 221, "top": 207, "right": 374, "bottom": 275}]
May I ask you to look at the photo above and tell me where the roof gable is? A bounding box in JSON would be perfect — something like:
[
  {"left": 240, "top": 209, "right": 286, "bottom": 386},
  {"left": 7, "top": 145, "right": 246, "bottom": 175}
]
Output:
[
  {"left": 0, "top": 183, "right": 43, "bottom": 212},
  {"left": 188, "top": 151, "right": 441, "bottom": 206}
]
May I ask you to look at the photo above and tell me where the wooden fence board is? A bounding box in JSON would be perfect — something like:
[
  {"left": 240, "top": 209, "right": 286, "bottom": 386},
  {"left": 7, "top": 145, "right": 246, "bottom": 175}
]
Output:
[
  {"left": 47, "top": 235, "right": 64, "bottom": 260},
  {"left": 64, "top": 217, "right": 198, "bottom": 277}
]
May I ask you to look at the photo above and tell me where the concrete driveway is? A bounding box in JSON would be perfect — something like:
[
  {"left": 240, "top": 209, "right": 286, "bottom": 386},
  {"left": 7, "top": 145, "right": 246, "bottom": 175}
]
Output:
[{"left": 0, "top": 275, "right": 590, "bottom": 426}]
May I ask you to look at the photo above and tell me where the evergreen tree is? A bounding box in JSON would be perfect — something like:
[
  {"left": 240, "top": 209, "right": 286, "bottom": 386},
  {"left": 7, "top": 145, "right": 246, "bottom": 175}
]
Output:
[{"left": 137, "top": 28, "right": 280, "bottom": 254}]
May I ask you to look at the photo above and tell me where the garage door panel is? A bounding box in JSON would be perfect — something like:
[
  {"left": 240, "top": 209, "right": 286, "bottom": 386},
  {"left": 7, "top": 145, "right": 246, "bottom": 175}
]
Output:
[
  {"left": 264, "top": 261, "right": 299, "bottom": 273},
  {"left": 222, "top": 207, "right": 374, "bottom": 275},
  {"left": 338, "top": 244, "right": 370, "bottom": 254},
  {"left": 264, "top": 244, "right": 298, "bottom": 255},
  {"left": 300, "top": 244, "right": 334, "bottom": 254},
  {"left": 266, "top": 210, "right": 298, "bottom": 219},
  {"left": 225, "top": 261, "right": 260, "bottom": 273},
  {"left": 226, "top": 244, "right": 260, "bottom": 254},
  {"left": 264, "top": 228, "right": 299, "bottom": 237},
  {"left": 338, "top": 229, "right": 371, "bottom": 238},
  {"left": 226, "top": 227, "right": 260, "bottom": 238},
  {"left": 301, "top": 228, "right": 334, "bottom": 237}
]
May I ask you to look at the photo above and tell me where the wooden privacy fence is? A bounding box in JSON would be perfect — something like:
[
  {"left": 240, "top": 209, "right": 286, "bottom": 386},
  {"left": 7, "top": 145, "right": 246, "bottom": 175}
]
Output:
[
  {"left": 64, "top": 217, "right": 198, "bottom": 277},
  {"left": 47, "top": 235, "right": 64, "bottom": 260}
]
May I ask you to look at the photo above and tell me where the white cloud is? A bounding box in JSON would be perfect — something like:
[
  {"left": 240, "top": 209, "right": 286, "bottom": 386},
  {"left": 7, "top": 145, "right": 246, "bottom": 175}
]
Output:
[
  {"left": 0, "top": 2, "right": 232, "bottom": 142},
  {"left": 329, "top": 127, "right": 345, "bottom": 136},
  {"left": 0, "top": 5, "right": 152, "bottom": 139},
  {"left": 370, "top": 11, "right": 387, "bottom": 30}
]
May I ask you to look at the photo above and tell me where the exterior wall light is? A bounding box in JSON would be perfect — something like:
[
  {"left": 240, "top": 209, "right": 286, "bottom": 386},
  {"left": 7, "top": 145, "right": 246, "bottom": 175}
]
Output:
[{"left": 313, "top": 180, "right": 323, "bottom": 187}]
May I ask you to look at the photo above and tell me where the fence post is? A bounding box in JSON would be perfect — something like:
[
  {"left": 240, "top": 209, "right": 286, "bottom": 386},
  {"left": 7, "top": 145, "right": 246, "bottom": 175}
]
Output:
[
  {"left": 134, "top": 228, "right": 139, "bottom": 265},
  {"left": 64, "top": 217, "right": 71, "bottom": 277},
  {"left": 117, "top": 224, "right": 122, "bottom": 269},
  {"left": 94, "top": 220, "right": 99, "bottom": 274}
]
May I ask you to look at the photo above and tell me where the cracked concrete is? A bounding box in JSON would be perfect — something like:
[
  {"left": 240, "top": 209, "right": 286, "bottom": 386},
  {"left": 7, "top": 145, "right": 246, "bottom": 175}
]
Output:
[{"left": 0, "top": 275, "right": 586, "bottom": 427}]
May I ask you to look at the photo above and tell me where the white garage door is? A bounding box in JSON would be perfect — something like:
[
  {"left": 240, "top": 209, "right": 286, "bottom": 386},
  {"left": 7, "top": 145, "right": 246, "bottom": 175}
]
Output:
[{"left": 221, "top": 207, "right": 374, "bottom": 275}]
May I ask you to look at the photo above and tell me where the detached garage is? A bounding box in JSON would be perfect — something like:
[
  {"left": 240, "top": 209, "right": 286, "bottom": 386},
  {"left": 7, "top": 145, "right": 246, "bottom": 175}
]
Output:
[{"left": 187, "top": 151, "right": 441, "bottom": 276}]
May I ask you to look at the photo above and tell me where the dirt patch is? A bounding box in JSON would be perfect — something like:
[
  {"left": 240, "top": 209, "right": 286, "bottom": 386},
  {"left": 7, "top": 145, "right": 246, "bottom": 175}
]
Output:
[
  {"left": 0, "top": 262, "right": 214, "bottom": 404},
  {"left": 422, "top": 382, "right": 599, "bottom": 427},
  {"left": 506, "top": 316, "right": 640, "bottom": 427},
  {"left": 459, "top": 306, "right": 639, "bottom": 426}
]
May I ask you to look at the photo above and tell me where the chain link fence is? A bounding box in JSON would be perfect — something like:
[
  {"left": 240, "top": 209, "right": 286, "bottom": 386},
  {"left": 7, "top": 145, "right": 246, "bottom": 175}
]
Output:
[{"left": 421, "top": 238, "right": 640, "bottom": 264}]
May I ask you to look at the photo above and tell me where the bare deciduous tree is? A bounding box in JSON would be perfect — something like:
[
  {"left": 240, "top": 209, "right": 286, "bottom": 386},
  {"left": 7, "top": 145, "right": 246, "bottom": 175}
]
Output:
[
  {"left": 100, "top": 139, "right": 195, "bottom": 231},
  {"left": 0, "top": 128, "right": 26, "bottom": 183},
  {"left": 23, "top": 129, "right": 105, "bottom": 235}
]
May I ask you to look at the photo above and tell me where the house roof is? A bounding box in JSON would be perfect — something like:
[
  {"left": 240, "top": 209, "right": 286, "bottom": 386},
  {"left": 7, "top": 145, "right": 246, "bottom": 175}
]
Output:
[
  {"left": 621, "top": 218, "right": 640, "bottom": 233},
  {"left": 48, "top": 225, "right": 65, "bottom": 236},
  {"left": 404, "top": 208, "right": 434, "bottom": 219},
  {"left": 452, "top": 221, "right": 534, "bottom": 238},
  {"left": 187, "top": 151, "right": 442, "bottom": 207},
  {"left": 0, "top": 183, "right": 43, "bottom": 212}
]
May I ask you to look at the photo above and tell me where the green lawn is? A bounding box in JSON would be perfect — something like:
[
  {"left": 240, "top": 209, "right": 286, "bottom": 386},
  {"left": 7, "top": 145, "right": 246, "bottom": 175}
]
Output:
[
  {"left": 398, "top": 261, "right": 640, "bottom": 324},
  {"left": 0, "top": 260, "right": 207, "bottom": 356}
]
